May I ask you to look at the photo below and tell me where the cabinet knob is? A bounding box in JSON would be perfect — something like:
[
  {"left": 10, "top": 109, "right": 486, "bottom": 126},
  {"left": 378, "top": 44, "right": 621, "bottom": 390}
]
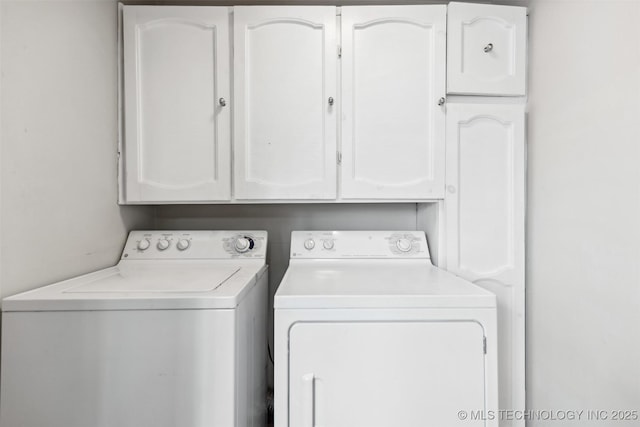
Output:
[
  {"left": 328, "top": 97, "right": 334, "bottom": 106},
  {"left": 219, "top": 98, "right": 227, "bottom": 107},
  {"left": 484, "top": 43, "right": 494, "bottom": 53},
  {"left": 438, "top": 97, "right": 446, "bottom": 106}
]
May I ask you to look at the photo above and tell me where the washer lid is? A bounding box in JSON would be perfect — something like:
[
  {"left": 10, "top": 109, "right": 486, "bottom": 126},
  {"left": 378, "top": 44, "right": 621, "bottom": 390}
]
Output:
[
  {"left": 63, "top": 264, "right": 240, "bottom": 293},
  {"left": 274, "top": 260, "right": 496, "bottom": 309},
  {"left": 2, "top": 261, "right": 267, "bottom": 311}
]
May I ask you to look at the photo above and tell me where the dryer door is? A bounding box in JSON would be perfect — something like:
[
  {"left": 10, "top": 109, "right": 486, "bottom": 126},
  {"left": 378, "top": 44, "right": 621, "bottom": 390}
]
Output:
[{"left": 289, "top": 321, "right": 486, "bottom": 427}]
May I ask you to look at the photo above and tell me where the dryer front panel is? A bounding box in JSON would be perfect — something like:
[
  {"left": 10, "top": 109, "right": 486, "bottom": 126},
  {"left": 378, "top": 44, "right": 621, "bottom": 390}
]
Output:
[{"left": 288, "top": 321, "right": 486, "bottom": 427}]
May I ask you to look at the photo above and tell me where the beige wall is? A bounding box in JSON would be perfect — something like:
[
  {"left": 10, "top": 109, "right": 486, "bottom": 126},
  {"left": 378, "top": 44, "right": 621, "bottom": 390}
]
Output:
[
  {"left": 0, "top": 0, "right": 151, "bottom": 298},
  {"left": 527, "top": 0, "right": 640, "bottom": 423}
]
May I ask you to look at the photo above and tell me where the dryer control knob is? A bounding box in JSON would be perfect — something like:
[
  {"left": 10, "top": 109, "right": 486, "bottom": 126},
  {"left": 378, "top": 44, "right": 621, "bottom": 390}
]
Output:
[
  {"left": 235, "top": 238, "right": 251, "bottom": 253},
  {"left": 396, "top": 238, "right": 412, "bottom": 252},
  {"left": 157, "top": 238, "right": 170, "bottom": 251},
  {"left": 304, "top": 239, "right": 315, "bottom": 250},
  {"left": 137, "top": 239, "right": 150, "bottom": 251},
  {"left": 323, "top": 240, "right": 334, "bottom": 250},
  {"left": 176, "top": 239, "right": 190, "bottom": 251}
]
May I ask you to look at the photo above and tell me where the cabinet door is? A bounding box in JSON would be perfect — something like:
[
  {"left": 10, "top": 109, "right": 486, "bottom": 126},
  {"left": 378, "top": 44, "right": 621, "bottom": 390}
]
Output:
[
  {"left": 341, "top": 6, "right": 446, "bottom": 200},
  {"left": 447, "top": 2, "right": 527, "bottom": 96},
  {"left": 289, "top": 321, "right": 486, "bottom": 427},
  {"left": 445, "top": 103, "right": 525, "bottom": 427},
  {"left": 234, "top": 7, "right": 337, "bottom": 200},
  {"left": 122, "top": 6, "right": 231, "bottom": 203}
]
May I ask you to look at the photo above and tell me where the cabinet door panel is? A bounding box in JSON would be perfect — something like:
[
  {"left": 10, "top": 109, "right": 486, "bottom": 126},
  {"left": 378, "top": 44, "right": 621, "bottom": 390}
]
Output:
[
  {"left": 447, "top": 2, "right": 527, "bottom": 96},
  {"left": 122, "top": 6, "right": 231, "bottom": 202},
  {"left": 289, "top": 321, "right": 486, "bottom": 427},
  {"left": 445, "top": 103, "right": 525, "bottom": 427},
  {"left": 341, "top": 6, "right": 446, "bottom": 200},
  {"left": 234, "top": 7, "right": 337, "bottom": 200}
]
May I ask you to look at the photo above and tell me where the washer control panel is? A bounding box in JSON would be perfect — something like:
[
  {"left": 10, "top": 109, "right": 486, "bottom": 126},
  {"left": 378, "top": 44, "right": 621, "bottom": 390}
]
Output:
[
  {"left": 291, "top": 231, "right": 430, "bottom": 259},
  {"left": 223, "top": 233, "right": 265, "bottom": 257},
  {"left": 122, "top": 231, "right": 267, "bottom": 260}
]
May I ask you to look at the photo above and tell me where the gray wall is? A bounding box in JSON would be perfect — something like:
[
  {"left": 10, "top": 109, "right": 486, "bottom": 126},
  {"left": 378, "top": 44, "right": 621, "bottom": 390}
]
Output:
[
  {"left": 527, "top": 0, "right": 640, "bottom": 424},
  {"left": 0, "top": 0, "right": 151, "bottom": 298}
]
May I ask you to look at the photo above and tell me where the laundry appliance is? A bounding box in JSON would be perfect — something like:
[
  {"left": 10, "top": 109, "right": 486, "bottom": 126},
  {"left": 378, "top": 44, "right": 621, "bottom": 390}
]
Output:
[
  {"left": 274, "top": 230, "right": 498, "bottom": 427},
  {"left": 0, "top": 230, "right": 268, "bottom": 427}
]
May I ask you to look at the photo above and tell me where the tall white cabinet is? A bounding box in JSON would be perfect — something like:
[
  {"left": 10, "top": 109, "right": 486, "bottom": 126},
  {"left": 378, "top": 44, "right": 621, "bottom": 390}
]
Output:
[
  {"left": 121, "top": 6, "right": 231, "bottom": 203},
  {"left": 340, "top": 6, "right": 446, "bottom": 200},
  {"left": 444, "top": 3, "right": 527, "bottom": 424},
  {"left": 233, "top": 7, "right": 337, "bottom": 200},
  {"left": 445, "top": 103, "right": 526, "bottom": 426}
]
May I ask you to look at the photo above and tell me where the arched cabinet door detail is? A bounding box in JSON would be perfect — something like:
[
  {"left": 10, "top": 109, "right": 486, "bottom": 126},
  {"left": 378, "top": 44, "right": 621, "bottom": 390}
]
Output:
[
  {"left": 233, "top": 6, "right": 337, "bottom": 200},
  {"left": 122, "top": 6, "right": 231, "bottom": 203},
  {"left": 447, "top": 2, "right": 527, "bottom": 96},
  {"left": 340, "top": 6, "right": 446, "bottom": 200},
  {"left": 445, "top": 103, "right": 526, "bottom": 427}
]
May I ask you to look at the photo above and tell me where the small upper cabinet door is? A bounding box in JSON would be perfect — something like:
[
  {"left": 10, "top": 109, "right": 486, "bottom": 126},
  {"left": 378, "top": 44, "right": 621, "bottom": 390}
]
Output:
[
  {"left": 447, "top": 2, "right": 527, "bottom": 96},
  {"left": 122, "top": 6, "right": 231, "bottom": 203},
  {"left": 341, "top": 6, "right": 446, "bottom": 200},
  {"left": 234, "top": 7, "right": 337, "bottom": 200}
]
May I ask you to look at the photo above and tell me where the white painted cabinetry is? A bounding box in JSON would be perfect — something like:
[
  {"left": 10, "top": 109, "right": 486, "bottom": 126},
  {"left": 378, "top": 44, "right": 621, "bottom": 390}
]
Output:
[
  {"left": 340, "top": 6, "right": 446, "bottom": 200},
  {"left": 233, "top": 6, "right": 337, "bottom": 200},
  {"left": 122, "top": 6, "right": 231, "bottom": 203},
  {"left": 445, "top": 102, "right": 525, "bottom": 425},
  {"left": 120, "top": 3, "right": 527, "bottom": 205},
  {"left": 447, "top": 2, "right": 527, "bottom": 96}
]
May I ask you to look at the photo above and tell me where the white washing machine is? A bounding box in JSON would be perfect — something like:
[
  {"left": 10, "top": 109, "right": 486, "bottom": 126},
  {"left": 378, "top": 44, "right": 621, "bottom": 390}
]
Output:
[
  {"left": 274, "top": 231, "right": 498, "bottom": 427},
  {"left": 1, "top": 230, "right": 268, "bottom": 427}
]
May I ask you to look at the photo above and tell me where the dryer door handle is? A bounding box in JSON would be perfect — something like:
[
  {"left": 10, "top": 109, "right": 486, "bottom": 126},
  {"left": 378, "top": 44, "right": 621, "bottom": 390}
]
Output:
[{"left": 302, "top": 373, "right": 315, "bottom": 427}]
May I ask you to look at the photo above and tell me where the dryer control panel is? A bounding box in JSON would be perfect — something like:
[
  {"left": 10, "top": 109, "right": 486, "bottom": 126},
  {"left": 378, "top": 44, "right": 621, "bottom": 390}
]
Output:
[
  {"left": 121, "top": 230, "right": 267, "bottom": 260},
  {"left": 290, "top": 231, "right": 430, "bottom": 259}
]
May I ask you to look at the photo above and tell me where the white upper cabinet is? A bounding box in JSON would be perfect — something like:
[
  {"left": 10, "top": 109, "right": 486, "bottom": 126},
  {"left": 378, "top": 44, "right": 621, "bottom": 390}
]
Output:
[
  {"left": 120, "top": 3, "right": 528, "bottom": 204},
  {"left": 447, "top": 2, "right": 527, "bottom": 96},
  {"left": 122, "top": 6, "right": 231, "bottom": 203},
  {"left": 341, "top": 6, "right": 446, "bottom": 200},
  {"left": 233, "top": 7, "right": 337, "bottom": 200},
  {"left": 445, "top": 102, "right": 526, "bottom": 425}
]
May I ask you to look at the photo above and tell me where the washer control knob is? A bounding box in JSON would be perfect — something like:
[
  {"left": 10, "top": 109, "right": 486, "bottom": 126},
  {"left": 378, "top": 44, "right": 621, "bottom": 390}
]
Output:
[
  {"left": 235, "top": 237, "right": 251, "bottom": 253},
  {"left": 323, "top": 240, "right": 334, "bottom": 250},
  {"left": 176, "top": 239, "right": 190, "bottom": 251},
  {"left": 304, "top": 239, "right": 315, "bottom": 250},
  {"left": 157, "top": 238, "right": 170, "bottom": 251},
  {"left": 137, "top": 239, "right": 150, "bottom": 251},
  {"left": 396, "top": 238, "right": 412, "bottom": 252}
]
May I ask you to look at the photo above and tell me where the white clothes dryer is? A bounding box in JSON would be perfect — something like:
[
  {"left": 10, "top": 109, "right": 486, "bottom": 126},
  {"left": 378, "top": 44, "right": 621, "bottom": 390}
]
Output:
[
  {"left": 274, "top": 231, "right": 498, "bottom": 427},
  {"left": 1, "top": 230, "right": 268, "bottom": 427}
]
